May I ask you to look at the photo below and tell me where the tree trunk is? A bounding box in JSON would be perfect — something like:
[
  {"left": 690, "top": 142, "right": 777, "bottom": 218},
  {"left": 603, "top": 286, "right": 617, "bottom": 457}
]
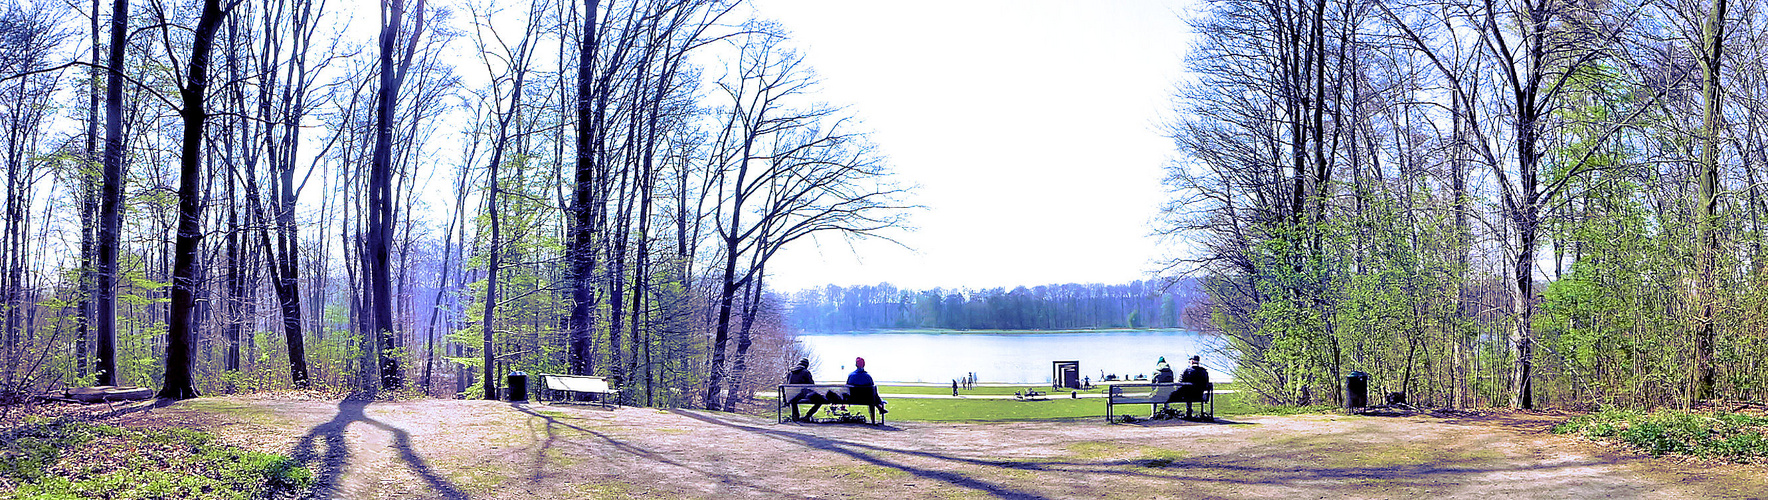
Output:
[
  {"left": 269, "top": 0, "right": 317, "bottom": 388},
  {"left": 480, "top": 170, "right": 501, "bottom": 399},
  {"left": 77, "top": 0, "right": 103, "bottom": 381},
  {"left": 723, "top": 267, "right": 766, "bottom": 412},
  {"left": 161, "top": 0, "right": 229, "bottom": 401},
  {"left": 568, "top": 0, "right": 604, "bottom": 378},
  {"left": 367, "top": 0, "right": 427, "bottom": 392},
  {"left": 224, "top": 154, "right": 243, "bottom": 373},
  {"left": 1509, "top": 129, "right": 1542, "bottom": 410},
  {"left": 705, "top": 120, "right": 758, "bottom": 411},
  {"left": 1692, "top": 0, "right": 1728, "bottom": 402},
  {"left": 94, "top": 0, "right": 129, "bottom": 389}
]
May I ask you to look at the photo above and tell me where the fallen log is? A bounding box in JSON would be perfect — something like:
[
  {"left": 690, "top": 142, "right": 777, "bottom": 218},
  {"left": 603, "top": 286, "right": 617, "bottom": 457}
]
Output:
[{"left": 66, "top": 386, "right": 156, "bottom": 403}]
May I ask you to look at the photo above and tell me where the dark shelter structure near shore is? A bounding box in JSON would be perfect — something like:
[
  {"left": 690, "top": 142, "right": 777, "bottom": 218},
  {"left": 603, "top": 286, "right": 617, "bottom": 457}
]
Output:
[{"left": 1052, "top": 361, "right": 1080, "bottom": 389}]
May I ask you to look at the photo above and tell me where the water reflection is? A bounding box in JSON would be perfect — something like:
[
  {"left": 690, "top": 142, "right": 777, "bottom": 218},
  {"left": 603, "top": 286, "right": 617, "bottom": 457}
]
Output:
[{"left": 796, "top": 329, "right": 1228, "bottom": 384}]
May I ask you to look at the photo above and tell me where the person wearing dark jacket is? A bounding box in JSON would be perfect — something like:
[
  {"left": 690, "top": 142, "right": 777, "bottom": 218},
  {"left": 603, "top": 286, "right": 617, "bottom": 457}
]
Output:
[
  {"left": 786, "top": 359, "right": 822, "bottom": 421},
  {"left": 847, "top": 357, "right": 886, "bottom": 413},
  {"left": 1180, "top": 355, "right": 1210, "bottom": 415},
  {"left": 1181, "top": 355, "right": 1209, "bottom": 385}
]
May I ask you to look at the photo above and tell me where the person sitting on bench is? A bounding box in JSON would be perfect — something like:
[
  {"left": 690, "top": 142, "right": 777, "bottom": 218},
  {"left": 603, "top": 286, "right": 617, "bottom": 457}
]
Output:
[
  {"left": 1180, "top": 355, "right": 1210, "bottom": 415},
  {"left": 1153, "top": 357, "right": 1175, "bottom": 383},
  {"left": 786, "top": 358, "right": 823, "bottom": 421},
  {"left": 847, "top": 357, "right": 887, "bottom": 414}
]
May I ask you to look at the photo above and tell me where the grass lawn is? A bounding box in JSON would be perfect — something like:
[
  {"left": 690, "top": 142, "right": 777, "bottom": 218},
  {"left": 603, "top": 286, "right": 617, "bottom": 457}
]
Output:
[
  {"left": 878, "top": 395, "right": 1254, "bottom": 422},
  {"left": 880, "top": 397, "right": 1103, "bottom": 421},
  {"left": 877, "top": 385, "right": 1074, "bottom": 396},
  {"left": 772, "top": 384, "right": 1262, "bottom": 422},
  {"left": 873, "top": 382, "right": 1245, "bottom": 397}
]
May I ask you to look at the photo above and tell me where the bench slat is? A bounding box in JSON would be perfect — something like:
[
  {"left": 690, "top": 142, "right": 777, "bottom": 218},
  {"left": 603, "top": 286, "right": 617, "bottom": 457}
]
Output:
[
  {"left": 547, "top": 377, "right": 609, "bottom": 393},
  {"left": 540, "top": 374, "right": 619, "bottom": 407}
]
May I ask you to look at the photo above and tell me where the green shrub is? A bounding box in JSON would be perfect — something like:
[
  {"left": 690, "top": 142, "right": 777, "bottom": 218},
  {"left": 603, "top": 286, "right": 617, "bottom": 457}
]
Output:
[
  {"left": 0, "top": 417, "right": 312, "bottom": 500},
  {"left": 1554, "top": 407, "right": 1768, "bottom": 463},
  {"left": 0, "top": 419, "right": 99, "bottom": 484}
]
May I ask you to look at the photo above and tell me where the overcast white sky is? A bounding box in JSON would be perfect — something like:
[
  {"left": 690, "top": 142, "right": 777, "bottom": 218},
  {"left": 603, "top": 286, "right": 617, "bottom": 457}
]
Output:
[{"left": 744, "top": 1, "right": 1198, "bottom": 292}]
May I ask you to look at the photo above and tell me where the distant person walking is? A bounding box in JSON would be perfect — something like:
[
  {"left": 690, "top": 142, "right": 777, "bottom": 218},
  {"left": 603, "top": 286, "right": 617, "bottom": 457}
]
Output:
[
  {"left": 848, "top": 357, "right": 887, "bottom": 413},
  {"left": 952, "top": 379, "right": 960, "bottom": 396}
]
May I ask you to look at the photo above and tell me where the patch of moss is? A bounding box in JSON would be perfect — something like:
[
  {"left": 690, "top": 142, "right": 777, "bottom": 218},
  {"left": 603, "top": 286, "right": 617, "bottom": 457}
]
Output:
[
  {"left": 1320, "top": 443, "right": 1500, "bottom": 470},
  {"left": 988, "top": 464, "right": 1038, "bottom": 481},
  {"left": 575, "top": 481, "right": 633, "bottom": 499},
  {"left": 805, "top": 464, "right": 911, "bottom": 481},
  {"left": 919, "top": 487, "right": 995, "bottom": 500},
  {"left": 448, "top": 461, "right": 513, "bottom": 496},
  {"left": 174, "top": 399, "right": 291, "bottom": 427},
  {"left": 1255, "top": 431, "right": 1341, "bottom": 449},
  {"left": 1064, "top": 441, "right": 1121, "bottom": 459},
  {"left": 542, "top": 447, "right": 583, "bottom": 468},
  {"left": 1060, "top": 440, "right": 1189, "bottom": 468},
  {"left": 1136, "top": 448, "right": 1190, "bottom": 468}
]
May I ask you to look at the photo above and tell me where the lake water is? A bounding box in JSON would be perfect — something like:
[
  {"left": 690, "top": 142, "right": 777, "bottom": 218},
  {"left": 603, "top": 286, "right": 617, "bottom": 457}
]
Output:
[{"left": 796, "top": 329, "right": 1228, "bottom": 384}]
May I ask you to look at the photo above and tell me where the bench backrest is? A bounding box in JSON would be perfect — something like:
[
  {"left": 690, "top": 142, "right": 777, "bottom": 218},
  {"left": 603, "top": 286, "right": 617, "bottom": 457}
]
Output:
[
  {"left": 779, "top": 384, "right": 880, "bottom": 405},
  {"left": 1109, "top": 383, "right": 1181, "bottom": 399},
  {"left": 544, "top": 374, "right": 610, "bottom": 393},
  {"left": 1112, "top": 383, "right": 1213, "bottom": 404}
]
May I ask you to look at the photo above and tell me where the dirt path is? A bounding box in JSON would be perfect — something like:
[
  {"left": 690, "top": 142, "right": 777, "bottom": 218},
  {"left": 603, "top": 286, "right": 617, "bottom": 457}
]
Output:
[{"left": 115, "top": 397, "right": 1766, "bottom": 499}]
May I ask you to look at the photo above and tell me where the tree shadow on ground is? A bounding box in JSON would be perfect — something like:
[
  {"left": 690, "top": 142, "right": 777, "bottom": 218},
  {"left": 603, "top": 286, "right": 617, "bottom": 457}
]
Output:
[
  {"left": 288, "top": 398, "right": 467, "bottom": 500},
  {"left": 509, "top": 403, "right": 811, "bottom": 498},
  {"left": 675, "top": 409, "right": 1641, "bottom": 497},
  {"left": 1111, "top": 416, "right": 1254, "bottom": 427},
  {"left": 1411, "top": 410, "right": 1570, "bottom": 433},
  {"left": 91, "top": 397, "right": 179, "bottom": 419},
  {"left": 777, "top": 417, "right": 906, "bottom": 431},
  {"left": 674, "top": 410, "right": 1055, "bottom": 499}
]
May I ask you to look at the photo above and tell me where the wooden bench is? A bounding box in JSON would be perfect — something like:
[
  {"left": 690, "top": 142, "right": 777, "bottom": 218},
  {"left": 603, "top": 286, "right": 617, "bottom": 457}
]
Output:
[
  {"left": 539, "top": 374, "right": 620, "bottom": 408},
  {"left": 777, "top": 384, "right": 884, "bottom": 425},
  {"left": 1105, "top": 382, "right": 1213, "bottom": 422}
]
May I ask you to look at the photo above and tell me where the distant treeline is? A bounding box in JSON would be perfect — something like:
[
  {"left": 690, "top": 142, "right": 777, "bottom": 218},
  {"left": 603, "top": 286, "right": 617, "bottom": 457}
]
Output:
[{"left": 785, "top": 279, "right": 1206, "bottom": 332}]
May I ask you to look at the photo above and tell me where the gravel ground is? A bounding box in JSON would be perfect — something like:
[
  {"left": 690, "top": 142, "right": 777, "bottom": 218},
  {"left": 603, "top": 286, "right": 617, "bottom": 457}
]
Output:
[{"left": 106, "top": 396, "right": 1768, "bottom": 499}]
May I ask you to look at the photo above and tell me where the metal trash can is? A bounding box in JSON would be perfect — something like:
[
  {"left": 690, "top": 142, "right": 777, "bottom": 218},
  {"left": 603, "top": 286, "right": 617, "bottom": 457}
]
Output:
[
  {"left": 1345, "top": 371, "right": 1369, "bottom": 408},
  {"left": 507, "top": 371, "right": 529, "bottom": 402}
]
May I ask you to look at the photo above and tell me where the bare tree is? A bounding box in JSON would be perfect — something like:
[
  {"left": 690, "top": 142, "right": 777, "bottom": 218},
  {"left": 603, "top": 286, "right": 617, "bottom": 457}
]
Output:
[
  {"left": 469, "top": 0, "right": 543, "bottom": 400},
  {"left": 0, "top": 2, "right": 66, "bottom": 392},
  {"left": 1378, "top": 0, "right": 1646, "bottom": 408},
  {"left": 366, "top": 0, "right": 431, "bottom": 392},
  {"left": 703, "top": 27, "right": 906, "bottom": 411},
  {"left": 94, "top": 0, "right": 129, "bottom": 389},
  {"left": 157, "top": 0, "right": 235, "bottom": 400}
]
